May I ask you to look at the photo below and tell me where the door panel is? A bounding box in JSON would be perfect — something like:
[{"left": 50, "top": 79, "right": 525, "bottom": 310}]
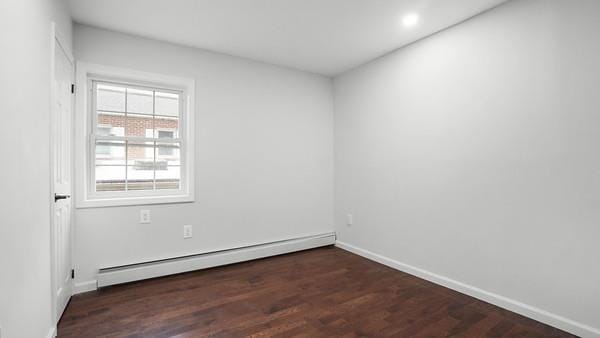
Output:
[
  {"left": 52, "top": 35, "right": 73, "bottom": 321},
  {"left": 54, "top": 202, "right": 71, "bottom": 315}
]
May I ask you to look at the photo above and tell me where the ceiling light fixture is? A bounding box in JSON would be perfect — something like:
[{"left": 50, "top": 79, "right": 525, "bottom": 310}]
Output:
[{"left": 402, "top": 13, "right": 419, "bottom": 27}]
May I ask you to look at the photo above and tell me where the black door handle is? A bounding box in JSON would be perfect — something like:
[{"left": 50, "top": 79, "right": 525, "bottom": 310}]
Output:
[{"left": 55, "top": 194, "right": 71, "bottom": 202}]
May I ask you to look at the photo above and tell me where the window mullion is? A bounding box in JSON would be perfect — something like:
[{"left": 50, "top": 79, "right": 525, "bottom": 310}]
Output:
[{"left": 95, "top": 109, "right": 128, "bottom": 115}]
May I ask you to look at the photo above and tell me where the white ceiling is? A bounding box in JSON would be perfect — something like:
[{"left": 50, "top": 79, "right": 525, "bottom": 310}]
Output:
[{"left": 68, "top": 0, "right": 507, "bottom": 76}]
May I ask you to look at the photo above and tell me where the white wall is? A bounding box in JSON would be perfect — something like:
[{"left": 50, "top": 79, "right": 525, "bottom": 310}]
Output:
[
  {"left": 72, "top": 25, "right": 334, "bottom": 287},
  {"left": 334, "top": 0, "right": 600, "bottom": 335},
  {"left": 0, "top": 0, "right": 72, "bottom": 337}
]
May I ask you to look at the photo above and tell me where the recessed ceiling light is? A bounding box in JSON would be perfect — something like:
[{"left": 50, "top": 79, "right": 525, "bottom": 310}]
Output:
[{"left": 402, "top": 13, "right": 419, "bottom": 27}]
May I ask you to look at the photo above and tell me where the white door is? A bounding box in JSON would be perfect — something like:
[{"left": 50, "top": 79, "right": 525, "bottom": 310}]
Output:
[{"left": 51, "top": 28, "right": 74, "bottom": 322}]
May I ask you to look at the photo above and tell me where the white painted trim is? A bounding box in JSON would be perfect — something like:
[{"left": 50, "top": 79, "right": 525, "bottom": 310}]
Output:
[
  {"left": 53, "top": 23, "right": 73, "bottom": 65},
  {"left": 49, "top": 21, "right": 75, "bottom": 327},
  {"left": 336, "top": 241, "right": 600, "bottom": 338},
  {"left": 46, "top": 326, "right": 57, "bottom": 338},
  {"left": 49, "top": 21, "right": 58, "bottom": 332},
  {"left": 73, "top": 280, "right": 98, "bottom": 295},
  {"left": 76, "top": 194, "right": 194, "bottom": 208},
  {"left": 74, "top": 62, "right": 196, "bottom": 208},
  {"left": 97, "top": 232, "right": 336, "bottom": 288}
]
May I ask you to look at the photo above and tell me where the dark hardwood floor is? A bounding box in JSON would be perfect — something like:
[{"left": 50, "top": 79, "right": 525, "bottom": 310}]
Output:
[{"left": 58, "top": 246, "right": 576, "bottom": 337}]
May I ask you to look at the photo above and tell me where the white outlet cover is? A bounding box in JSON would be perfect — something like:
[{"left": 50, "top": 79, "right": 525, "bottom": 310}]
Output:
[
  {"left": 346, "top": 214, "right": 353, "bottom": 226},
  {"left": 140, "top": 210, "right": 151, "bottom": 224},
  {"left": 183, "top": 225, "right": 192, "bottom": 239}
]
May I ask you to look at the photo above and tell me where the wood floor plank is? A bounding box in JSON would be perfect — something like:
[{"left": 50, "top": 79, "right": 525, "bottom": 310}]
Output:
[{"left": 58, "top": 247, "right": 577, "bottom": 338}]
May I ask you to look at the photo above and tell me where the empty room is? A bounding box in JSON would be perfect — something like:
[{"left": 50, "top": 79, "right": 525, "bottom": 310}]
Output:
[{"left": 1, "top": 0, "right": 600, "bottom": 337}]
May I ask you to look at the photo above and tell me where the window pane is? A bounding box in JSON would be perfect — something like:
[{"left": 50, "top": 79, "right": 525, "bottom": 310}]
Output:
[
  {"left": 97, "top": 112, "right": 126, "bottom": 136},
  {"left": 155, "top": 91, "right": 179, "bottom": 117},
  {"left": 154, "top": 116, "right": 179, "bottom": 139},
  {"left": 127, "top": 166, "right": 154, "bottom": 191},
  {"left": 127, "top": 142, "right": 155, "bottom": 191},
  {"left": 126, "top": 113, "right": 154, "bottom": 137},
  {"left": 127, "top": 88, "right": 153, "bottom": 115},
  {"left": 156, "top": 142, "right": 180, "bottom": 165},
  {"left": 155, "top": 166, "right": 180, "bottom": 190},
  {"left": 95, "top": 140, "right": 125, "bottom": 166},
  {"left": 157, "top": 130, "right": 174, "bottom": 139},
  {"left": 127, "top": 142, "right": 154, "bottom": 166},
  {"left": 95, "top": 166, "right": 126, "bottom": 192},
  {"left": 97, "top": 84, "right": 125, "bottom": 112}
]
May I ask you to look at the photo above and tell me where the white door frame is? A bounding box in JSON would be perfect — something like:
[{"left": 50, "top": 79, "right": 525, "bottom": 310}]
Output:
[{"left": 49, "top": 21, "right": 75, "bottom": 326}]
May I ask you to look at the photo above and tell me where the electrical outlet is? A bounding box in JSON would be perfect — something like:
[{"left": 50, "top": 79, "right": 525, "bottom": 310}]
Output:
[
  {"left": 140, "top": 210, "right": 151, "bottom": 224},
  {"left": 183, "top": 225, "right": 193, "bottom": 239},
  {"left": 346, "top": 214, "right": 353, "bottom": 226}
]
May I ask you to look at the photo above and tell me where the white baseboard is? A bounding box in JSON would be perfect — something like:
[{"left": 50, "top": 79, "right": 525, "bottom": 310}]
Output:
[
  {"left": 96, "top": 232, "right": 336, "bottom": 288},
  {"left": 336, "top": 240, "right": 600, "bottom": 338},
  {"left": 46, "top": 326, "right": 56, "bottom": 338},
  {"left": 73, "top": 280, "right": 98, "bottom": 294}
]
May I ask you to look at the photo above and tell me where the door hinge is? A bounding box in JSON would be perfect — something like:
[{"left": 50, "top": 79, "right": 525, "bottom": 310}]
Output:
[
  {"left": 71, "top": 84, "right": 75, "bottom": 94},
  {"left": 71, "top": 269, "right": 75, "bottom": 279}
]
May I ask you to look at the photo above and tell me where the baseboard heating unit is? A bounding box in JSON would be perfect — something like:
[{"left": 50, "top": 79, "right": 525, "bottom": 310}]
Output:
[{"left": 97, "top": 232, "right": 336, "bottom": 288}]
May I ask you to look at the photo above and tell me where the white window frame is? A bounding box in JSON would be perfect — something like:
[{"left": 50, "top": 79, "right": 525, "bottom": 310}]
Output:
[{"left": 75, "top": 62, "right": 195, "bottom": 208}]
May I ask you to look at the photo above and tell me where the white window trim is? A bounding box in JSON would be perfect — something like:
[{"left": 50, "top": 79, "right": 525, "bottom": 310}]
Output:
[{"left": 75, "top": 62, "right": 195, "bottom": 208}]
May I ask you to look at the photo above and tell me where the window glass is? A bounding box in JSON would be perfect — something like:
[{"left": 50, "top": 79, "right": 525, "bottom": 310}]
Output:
[
  {"left": 92, "top": 81, "right": 184, "bottom": 194},
  {"left": 126, "top": 88, "right": 153, "bottom": 115},
  {"left": 95, "top": 166, "right": 126, "bottom": 192},
  {"left": 155, "top": 92, "right": 179, "bottom": 117},
  {"left": 97, "top": 84, "right": 125, "bottom": 112}
]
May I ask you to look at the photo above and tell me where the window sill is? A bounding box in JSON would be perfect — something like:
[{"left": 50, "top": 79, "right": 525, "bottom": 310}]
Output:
[{"left": 76, "top": 194, "right": 194, "bottom": 208}]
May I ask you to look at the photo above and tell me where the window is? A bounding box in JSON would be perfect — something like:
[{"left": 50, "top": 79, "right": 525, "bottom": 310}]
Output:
[{"left": 75, "top": 63, "right": 195, "bottom": 208}]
